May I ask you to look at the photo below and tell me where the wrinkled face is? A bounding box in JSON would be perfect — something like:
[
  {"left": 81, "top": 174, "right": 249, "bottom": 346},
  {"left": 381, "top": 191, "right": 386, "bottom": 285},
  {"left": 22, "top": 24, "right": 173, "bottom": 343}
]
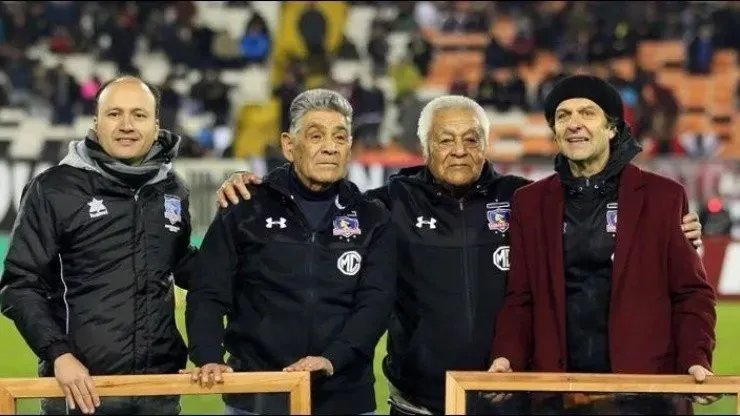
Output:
[
  {"left": 281, "top": 110, "right": 352, "bottom": 188},
  {"left": 94, "top": 80, "right": 159, "bottom": 165},
  {"left": 427, "top": 108, "right": 487, "bottom": 187},
  {"left": 553, "top": 98, "right": 615, "bottom": 163}
]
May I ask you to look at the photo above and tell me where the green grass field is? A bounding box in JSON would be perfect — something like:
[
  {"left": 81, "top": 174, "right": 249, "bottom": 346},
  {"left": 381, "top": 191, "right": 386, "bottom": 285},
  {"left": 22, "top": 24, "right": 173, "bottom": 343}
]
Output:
[{"left": 0, "top": 235, "right": 738, "bottom": 414}]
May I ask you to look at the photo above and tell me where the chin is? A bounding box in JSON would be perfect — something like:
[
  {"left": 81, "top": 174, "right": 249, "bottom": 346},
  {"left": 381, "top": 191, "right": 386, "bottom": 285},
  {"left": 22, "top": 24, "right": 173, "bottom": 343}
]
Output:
[{"left": 442, "top": 173, "right": 477, "bottom": 187}]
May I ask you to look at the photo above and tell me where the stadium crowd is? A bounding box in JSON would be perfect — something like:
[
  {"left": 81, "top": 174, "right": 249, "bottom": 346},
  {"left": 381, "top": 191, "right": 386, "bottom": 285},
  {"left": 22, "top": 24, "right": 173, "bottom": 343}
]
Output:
[{"left": 1, "top": 1, "right": 740, "bottom": 161}]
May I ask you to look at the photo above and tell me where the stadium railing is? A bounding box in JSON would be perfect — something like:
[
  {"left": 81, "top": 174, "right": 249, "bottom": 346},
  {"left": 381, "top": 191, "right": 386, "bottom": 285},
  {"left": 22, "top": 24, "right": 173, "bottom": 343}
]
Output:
[
  {"left": 0, "top": 371, "right": 311, "bottom": 415},
  {"left": 445, "top": 372, "right": 740, "bottom": 414}
]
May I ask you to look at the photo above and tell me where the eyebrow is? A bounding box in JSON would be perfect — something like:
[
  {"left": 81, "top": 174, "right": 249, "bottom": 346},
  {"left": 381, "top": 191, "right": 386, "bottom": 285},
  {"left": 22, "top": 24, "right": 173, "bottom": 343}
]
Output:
[
  {"left": 305, "top": 123, "right": 348, "bottom": 133},
  {"left": 104, "top": 107, "right": 150, "bottom": 113},
  {"left": 438, "top": 127, "right": 478, "bottom": 137},
  {"left": 556, "top": 105, "right": 598, "bottom": 114}
]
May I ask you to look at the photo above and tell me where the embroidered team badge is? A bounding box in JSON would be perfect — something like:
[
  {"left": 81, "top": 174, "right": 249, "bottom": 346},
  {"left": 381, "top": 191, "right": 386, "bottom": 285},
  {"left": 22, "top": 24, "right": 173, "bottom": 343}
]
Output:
[
  {"left": 487, "top": 208, "right": 511, "bottom": 232},
  {"left": 606, "top": 210, "right": 618, "bottom": 233},
  {"left": 333, "top": 213, "right": 361, "bottom": 239},
  {"left": 164, "top": 195, "right": 182, "bottom": 232}
]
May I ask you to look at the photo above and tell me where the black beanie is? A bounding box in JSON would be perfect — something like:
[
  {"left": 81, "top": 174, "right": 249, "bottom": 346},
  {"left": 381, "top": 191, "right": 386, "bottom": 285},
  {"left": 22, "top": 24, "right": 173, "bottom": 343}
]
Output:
[{"left": 544, "top": 75, "right": 624, "bottom": 126}]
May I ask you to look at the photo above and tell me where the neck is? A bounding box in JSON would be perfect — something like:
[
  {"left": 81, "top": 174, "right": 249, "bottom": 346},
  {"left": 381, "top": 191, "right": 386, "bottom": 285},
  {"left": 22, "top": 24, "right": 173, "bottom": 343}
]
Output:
[
  {"left": 567, "top": 149, "right": 610, "bottom": 178},
  {"left": 293, "top": 168, "right": 333, "bottom": 193}
]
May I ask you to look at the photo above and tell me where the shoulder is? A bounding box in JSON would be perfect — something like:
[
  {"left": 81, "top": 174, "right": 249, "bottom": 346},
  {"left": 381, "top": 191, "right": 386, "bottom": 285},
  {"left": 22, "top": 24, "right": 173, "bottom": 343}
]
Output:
[
  {"left": 511, "top": 173, "right": 558, "bottom": 204},
  {"left": 638, "top": 167, "right": 686, "bottom": 197},
  {"left": 363, "top": 184, "right": 391, "bottom": 209},
  {"left": 357, "top": 191, "right": 392, "bottom": 223},
  {"left": 25, "top": 165, "right": 92, "bottom": 197},
  {"left": 498, "top": 174, "right": 533, "bottom": 191}
]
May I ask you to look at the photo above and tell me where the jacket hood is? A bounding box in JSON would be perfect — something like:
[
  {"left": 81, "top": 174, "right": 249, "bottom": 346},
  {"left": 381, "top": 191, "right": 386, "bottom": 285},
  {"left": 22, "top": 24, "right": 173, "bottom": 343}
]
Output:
[
  {"left": 59, "top": 129, "right": 180, "bottom": 187},
  {"left": 390, "top": 161, "right": 502, "bottom": 201}
]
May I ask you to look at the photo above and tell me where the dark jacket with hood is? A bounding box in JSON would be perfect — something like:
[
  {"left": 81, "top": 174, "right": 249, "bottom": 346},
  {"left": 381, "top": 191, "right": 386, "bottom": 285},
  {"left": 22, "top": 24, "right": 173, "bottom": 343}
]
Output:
[
  {"left": 0, "top": 129, "right": 195, "bottom": 378},
  {"left": 367, "top": 162, "right": 531, "bottom": 413}
]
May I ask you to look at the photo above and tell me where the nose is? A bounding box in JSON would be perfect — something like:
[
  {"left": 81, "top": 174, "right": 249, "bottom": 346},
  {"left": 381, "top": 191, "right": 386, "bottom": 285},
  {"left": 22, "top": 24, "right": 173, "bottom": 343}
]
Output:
[
  {"left": 322, "top": 138, "right": 340, "bottom": 153},
  {"left": 451, "top": 138, "right": 467, "bottom": 156},
  {"left": 118, "top": 115, "right": 135, "bottom": 132}
]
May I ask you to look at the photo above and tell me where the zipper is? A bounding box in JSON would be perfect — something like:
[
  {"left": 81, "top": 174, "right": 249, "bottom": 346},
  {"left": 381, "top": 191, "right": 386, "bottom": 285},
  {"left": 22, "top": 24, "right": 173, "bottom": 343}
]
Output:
[
  {"left": 459, "top": 199, "right": 474, "bottom": 343},
  {"left": 131, "top": 188, "right": 140, "bottom": 373},
  {"left": 306, "top": 231, "right": 317, "bottom": 354}
]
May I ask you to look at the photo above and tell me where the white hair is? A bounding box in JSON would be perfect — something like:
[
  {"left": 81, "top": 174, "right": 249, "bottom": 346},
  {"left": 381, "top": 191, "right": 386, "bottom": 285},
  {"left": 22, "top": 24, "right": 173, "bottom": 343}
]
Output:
[{"left": 417, "top": 95, "right": 490, "bottom": 159}]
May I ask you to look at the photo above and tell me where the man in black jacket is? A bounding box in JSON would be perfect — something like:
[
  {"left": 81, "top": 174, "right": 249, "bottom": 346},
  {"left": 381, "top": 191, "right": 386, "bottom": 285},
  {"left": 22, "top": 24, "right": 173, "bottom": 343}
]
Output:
[
  {"left": 0, "top": 76, "right": 195, "bottom": 415},
  {"left": 185, "top": 89, "right": 396, "bottom": 415},
  {"left": 216, "top": 95, "right": 704, "bottom": 415}
]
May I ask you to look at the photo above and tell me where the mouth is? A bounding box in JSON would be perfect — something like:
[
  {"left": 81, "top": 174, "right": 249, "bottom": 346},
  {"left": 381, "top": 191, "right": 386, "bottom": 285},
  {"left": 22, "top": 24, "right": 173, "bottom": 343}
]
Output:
[
  {"left": 115, "top": 137, "right": 140, "bottom": 145},
  {"left": 565, "top": 136, "right": 590, "bottom": 144}
]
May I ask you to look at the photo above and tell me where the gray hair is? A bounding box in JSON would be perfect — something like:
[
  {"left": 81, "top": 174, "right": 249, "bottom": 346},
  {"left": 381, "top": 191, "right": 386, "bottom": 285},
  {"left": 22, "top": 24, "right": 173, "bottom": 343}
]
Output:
[
  {"left": 417, "top": 95, "right": 490, "bottom": 159},
  {"left": 288, "top": 89, "right": 353, "bottom": 135}
]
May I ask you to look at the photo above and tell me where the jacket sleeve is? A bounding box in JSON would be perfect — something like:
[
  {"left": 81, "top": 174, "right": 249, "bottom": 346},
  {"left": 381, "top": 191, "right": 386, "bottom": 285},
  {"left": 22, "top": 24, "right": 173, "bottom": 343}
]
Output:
[
  {"left": 490, "top": 191, "right": 533, "bottom": 371},
  {"left": 668, "top": 189, "right": 717, "bottom": 373},
  {"left": 172, "top": 196, "right": 197, "bottom": 290},
  {"left": 322, "top": 211, "right": 397, "bottom": 373},
  {"left": 0, "top": 178, "right": 71, "bottom": 362},
  {"left": 185, "top": 207, "right": 239, "bottom": 366}
]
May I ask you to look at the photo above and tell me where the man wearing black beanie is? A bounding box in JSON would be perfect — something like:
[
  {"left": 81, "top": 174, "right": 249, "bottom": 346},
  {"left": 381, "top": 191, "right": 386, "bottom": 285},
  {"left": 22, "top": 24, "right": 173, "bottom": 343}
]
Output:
[{"left": 490, "top": 75, "right": 717, "bottom": 414}]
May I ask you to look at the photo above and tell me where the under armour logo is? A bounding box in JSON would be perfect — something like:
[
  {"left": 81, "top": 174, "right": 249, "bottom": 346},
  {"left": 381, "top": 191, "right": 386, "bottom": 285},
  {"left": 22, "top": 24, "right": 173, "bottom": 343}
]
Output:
[
  {"left": 88, "top": 198, "right": 108, "bottom": 219},
  {"left": 265, "top": 217, "right": 287, "bottom": 229},
  {"left": 415, "top": 216, "right": 437, "bottom": 229}
]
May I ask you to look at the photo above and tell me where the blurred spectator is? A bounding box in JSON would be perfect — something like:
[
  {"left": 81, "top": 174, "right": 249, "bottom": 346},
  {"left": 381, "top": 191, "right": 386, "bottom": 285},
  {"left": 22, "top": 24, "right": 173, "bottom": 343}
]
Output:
[
  {"left": 414, "top": 1, "right": 441, "bottom": 33},
  {"left": 45, "top": 64, "right": 80, "bottom": 126},
  {"left": 476, "top": 69, "right": 498, "bottom": 108},
  {"left": 558, "top": 28, "right": 590, "bottom": 66},
  {"left": 532, "top": 1, "right": 567, "bottom": 51},
  {"left": 637, "top": 81, "right": 680, "bottom": 155},
  {"left": 351, "top": 78, "right": 386, "bottom": 149},
  {"left": 0, "top": 72, "right": 9, "bottom": 107},
  {"left": 408, "top": 31, "right": 433, "bottom": 77},
  {"left": 448, "top": 71, "right": 470, "bottom": 96},
  {"left": 212, "top": 29, "right": 243, "bottom": 68},
  {"left": 240, "top": 13, "right": 271, "bottom": 66},
  {"left": 687, "top": 25, "right": 714, "bottom": 75},
  {"left": 298, "top": 2, "right": 327, "bottom": 59},
  {"left": 80, "top": 76, "right": 101, "bottom": 115},
  {"left": 336, "top": 34, "right": 360, "bottom": 61},
  {"left": 101, "top": 8, "right": 138, "bottom": 73},
  {"left": 272, "top": 69, "right": 303, "bottom": 133},
  {"left": 367, "top": 22, "right": 390, "bottom": 76},
  {"left": 391, "top": 2, "right": 417, "bottom": 32},
  {"left": 49, "top": 26, "right": 74, "bottom": 54},
  {"left": 189, "top": 69, "right": 231, "bottom": 126},
  {"left": 390, "top": 54, "right": 423, "bottom": 99},
  {"left": 482, "top": 68, "right": 529, "bottom": 113},
  {"left": 484, "top": 35, "right": 519, "bottom": 70},
  {"left": 587, "top": 20, "right": 616, "bottom": 64},
  {"left": 159, "top": 74, "right": 181, "bottom": 131},
  {"left": 533, "top": 66, "right": 567, "bottom": 111},
  {"left": 395, "top": 91, "right": 425, "bottom": 154},
  {"left": 441, "top": 1, "right": 486, "bottom": 33}
]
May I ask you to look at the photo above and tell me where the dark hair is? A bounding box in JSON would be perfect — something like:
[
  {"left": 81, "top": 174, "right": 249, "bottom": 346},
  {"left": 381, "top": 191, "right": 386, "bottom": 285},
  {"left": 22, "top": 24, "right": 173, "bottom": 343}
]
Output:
[{"left": 93, "top": 75, "right": 161, "bottom": 118}]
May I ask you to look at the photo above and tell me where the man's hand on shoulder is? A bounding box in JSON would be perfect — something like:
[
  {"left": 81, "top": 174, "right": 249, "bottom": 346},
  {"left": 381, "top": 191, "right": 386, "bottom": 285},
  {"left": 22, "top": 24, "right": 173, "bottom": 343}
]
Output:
[{"left": 217, "top": 171, "right": 262, "bottom": 208}]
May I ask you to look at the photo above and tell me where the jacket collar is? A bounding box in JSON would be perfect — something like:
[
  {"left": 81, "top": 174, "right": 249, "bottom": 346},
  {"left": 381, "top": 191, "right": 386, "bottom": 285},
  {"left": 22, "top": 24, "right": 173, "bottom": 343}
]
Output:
[{"left": 262, "top": 163, "right": 363, "bottom": 210}]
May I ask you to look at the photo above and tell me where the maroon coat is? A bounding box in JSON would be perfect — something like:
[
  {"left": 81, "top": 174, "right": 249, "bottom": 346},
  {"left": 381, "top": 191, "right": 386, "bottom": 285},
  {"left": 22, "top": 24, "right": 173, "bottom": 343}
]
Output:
[{"left": 491, "top": 164, "right": 717, "bottom": 375}]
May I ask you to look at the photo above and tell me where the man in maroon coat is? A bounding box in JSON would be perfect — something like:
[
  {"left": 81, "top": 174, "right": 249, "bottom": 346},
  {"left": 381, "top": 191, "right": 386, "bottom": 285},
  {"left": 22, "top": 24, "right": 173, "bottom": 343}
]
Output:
[{"left": 489, "top": 75, "right": 717, "bottom": 414}]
